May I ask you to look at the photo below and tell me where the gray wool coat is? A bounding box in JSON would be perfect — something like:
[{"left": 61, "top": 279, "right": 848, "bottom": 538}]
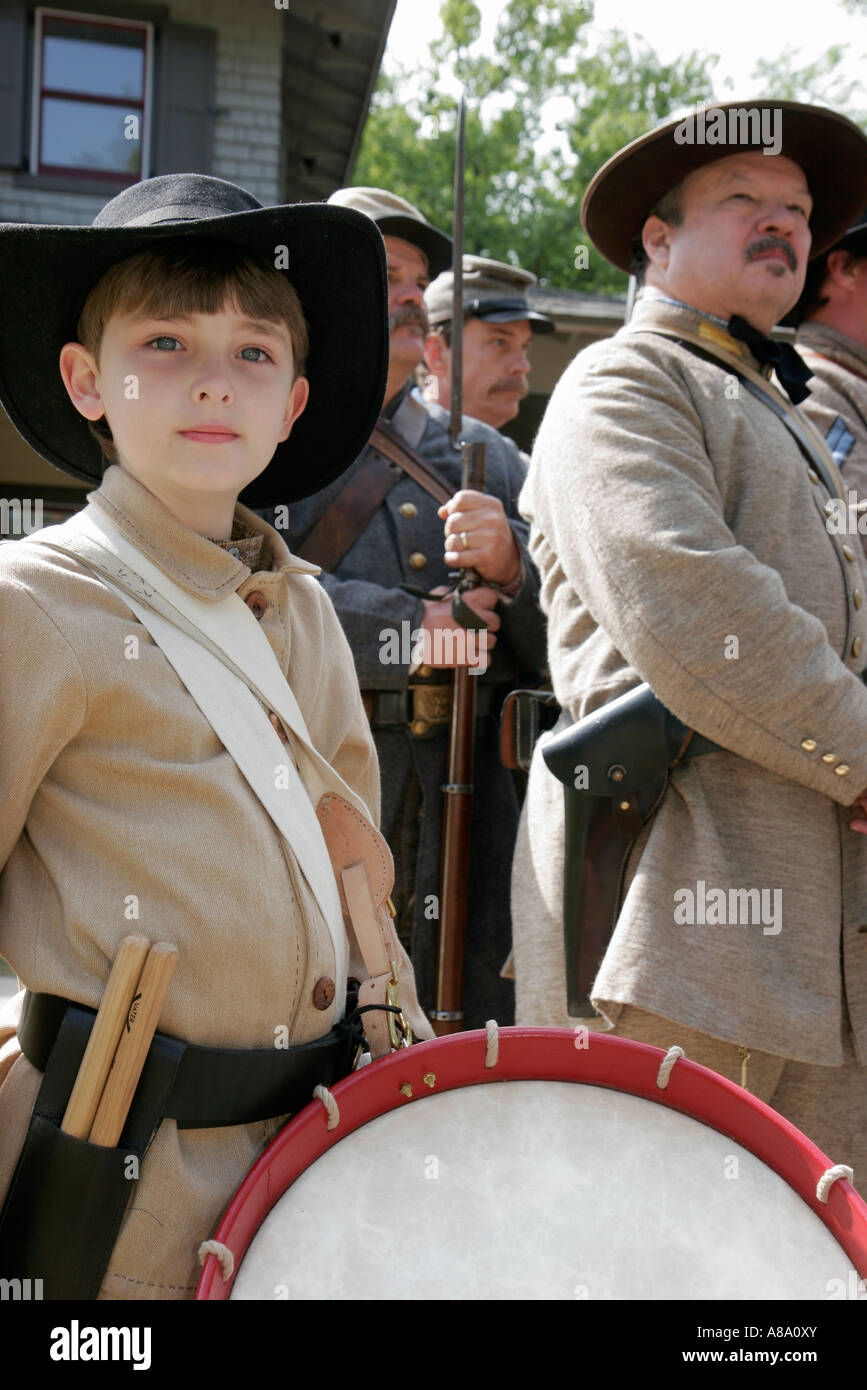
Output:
[
  {"left": 797, "top": 322, "right": 867, "bottom": 557},
  {"left": 263, "top": 389, "right": 548, "bottom": 1027},
  {"left": 511, "top": 296, "right": 867, "bottom": 1067}
]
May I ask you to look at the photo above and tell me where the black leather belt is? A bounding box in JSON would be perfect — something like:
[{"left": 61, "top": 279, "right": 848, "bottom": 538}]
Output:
[
  {"left": 365, "top": 685, "right": 494, "bottom": 727},
  {"left": 17, "top": 990, "right": 360, "bottom": 1129}
]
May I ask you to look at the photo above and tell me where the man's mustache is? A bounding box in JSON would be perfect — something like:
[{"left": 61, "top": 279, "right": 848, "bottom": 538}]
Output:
[
  {"left": 490, "top": 376, "right": 529, "bottom": 398},
  {"left": 389, "top": 305, "right": 429, "bottom": 334},
  {"left": 746, "top": 236, "right": 798, "bottom": 272}
]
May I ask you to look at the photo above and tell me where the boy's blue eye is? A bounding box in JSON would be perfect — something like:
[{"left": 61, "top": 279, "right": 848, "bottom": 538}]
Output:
[
  {"left": 239, "top": 347, "right": 270, "bottom": 363},
  {"left": 150, "top": 335, "right": 181, "bottom": 350}
]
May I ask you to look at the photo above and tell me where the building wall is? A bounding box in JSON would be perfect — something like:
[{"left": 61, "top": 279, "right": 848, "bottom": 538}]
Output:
[{"left": 0, "top": 0, "right": 283, "bottom": 229}]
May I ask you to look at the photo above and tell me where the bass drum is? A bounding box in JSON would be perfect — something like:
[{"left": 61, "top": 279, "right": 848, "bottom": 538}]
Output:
[{"left": 197, "top": 1028, "right": 867, "bottom": 1300}]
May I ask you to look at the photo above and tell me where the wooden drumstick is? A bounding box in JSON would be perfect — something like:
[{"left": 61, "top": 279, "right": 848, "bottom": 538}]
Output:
[
  {"left": 61, "top": 934, "right": 151, "bottom": 1140},
  {"left": 88, "top": 941, "right": 179, "bottom": 1148}
]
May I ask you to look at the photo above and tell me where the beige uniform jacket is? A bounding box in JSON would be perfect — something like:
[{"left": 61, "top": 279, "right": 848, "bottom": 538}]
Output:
[
  {"left": 0, "top": 464, "right": 424, "bottom": 1299},
  {"left": 512, "top": 297, "right": 867, "bottom": 1067},
  {"left": 797, "top": 322, "right": 867, "bottom": 555}
]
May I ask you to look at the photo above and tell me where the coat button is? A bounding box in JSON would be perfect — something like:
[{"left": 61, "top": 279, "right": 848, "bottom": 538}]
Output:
[
  {"left": 834, "top": 764, "right": 851, "bottom": 776},
  {"left": 411, "top": 719, "right": 429, "bottom": 737},
  {"left": 399, "top": 502, "right": 418, "bottom": 518},
  {"left": 800, "top": 738, "right": 817, "bottom": 751},
  {"left": 268, "top": 711, "right": 288, "bottom": 741},
  {"left": 853, "top": 637, "right": 863, "bottom": 658},
  {"left": 409, "top": 552, "right": 427, "bottom": 570},
  {"left": 855, "top": 589, "right": 863, "bottom": 610},
  {"left": 808, "top": 469, "right": 820, "bottom": 485},
  {"left": 821, "top": 752, "right": 837, "bottom": 764},
  {"left": 312, "top": 977, "right": 336, "bottom": 1011},
  {"left": 843, "top": 544, "right": 857, "bottom": 562},
  {"left": 246, "top": 591, "right": 267, "bottom": 620}
]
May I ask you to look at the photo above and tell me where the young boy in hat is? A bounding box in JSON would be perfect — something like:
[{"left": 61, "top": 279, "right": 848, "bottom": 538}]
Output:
[{"left": 0, "top": 173, "right": 431, "bottom": 1300}]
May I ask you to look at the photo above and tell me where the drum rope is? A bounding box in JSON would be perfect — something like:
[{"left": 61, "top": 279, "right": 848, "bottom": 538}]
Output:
[
  {"left": 656, "top": 1045, "right": 685, "bottom": 1089},
  {"left": 484, "top": 1019, "right": 499, "bottom": 1069},
  {"left": 314, "top": 1083, "right": 340, "bottom": 1131},
  {"left": 198, "top": 1239, "right": 235, "bottom": 1281},
  {"left": 816, "top": 1163, "right": 855, "bottom": 1203}
]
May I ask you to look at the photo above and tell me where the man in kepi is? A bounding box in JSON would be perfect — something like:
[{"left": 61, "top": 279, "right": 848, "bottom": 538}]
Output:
[
  {"left": 511, "top": 101, "right": 867, "bottom": 1179},
  {"left": 790, "top": 207, "right": 867, "bottom": 550},
  {"left": 422, "top": 255, "right": 553, "bottom": 432},
  {"left": 268, "top": 188, "right": 547, "bottom": 1029}
]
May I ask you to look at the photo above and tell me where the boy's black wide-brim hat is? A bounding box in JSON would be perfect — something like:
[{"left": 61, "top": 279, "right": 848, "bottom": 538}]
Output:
[
  {"left": 0, "top": 174, "right": 388, "bottom": 506},
  {"left": 582, "top": 101, "right": 867, "bottom": 274}
]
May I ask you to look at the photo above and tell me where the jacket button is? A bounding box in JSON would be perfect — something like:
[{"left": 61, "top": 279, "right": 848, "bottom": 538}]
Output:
[
  {"left": 409, "top": 552, "right": 427, "bottom": 570},
  {"left": 855, "top": 589, "right": 863, "bottom": 610},
  {"left": 312, "top": 977, "right": 336, "bottom": 1011},
  {"left": 268, "top": 711, "right": 288, "bottom": 741},
  {"left": 843, "top": 544, "right": 856, "bottom": 562},
  {"left": 853, "top": 637, "right": 863, "bottom": 658},
  {"left": 246, "top": 591, "right": 267, "bottom": 620},
  {"left": 399, "top": 502, "right": 418, "bottom": 518},
  {"left": 834, "top": 764, "right": 851, "bottom": 776},
  {"left": 411, "top": 719, "right": 429, "bottom": 737},
  {"left": 417, "top": 665, "right": 433, "bottom": 678},
  {"left": 808, "top": 469, "right": 820, "bottom": 485},
  {"left": 821, "top": 752, "right": 837, "bottom": 764},
  {"left": 800, "top": 738, "right": 817, "bottom": 752}
]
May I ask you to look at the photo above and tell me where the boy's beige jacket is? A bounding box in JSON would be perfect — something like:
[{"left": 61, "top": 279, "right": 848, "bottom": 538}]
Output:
[
  {"left": 0, "top": 464, "right": 421, "bottom": 1300},
  {"left": 512, "top": 297, "right": 867, "bottom": 1067}
]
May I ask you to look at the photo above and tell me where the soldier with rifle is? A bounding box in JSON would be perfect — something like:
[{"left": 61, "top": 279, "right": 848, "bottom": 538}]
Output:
[
  {"left": 265, "top": 182, "right": 547, "bottom": 1030},
  {"left": 511, "top": 100, "right": 867, "bottom": 1179}
]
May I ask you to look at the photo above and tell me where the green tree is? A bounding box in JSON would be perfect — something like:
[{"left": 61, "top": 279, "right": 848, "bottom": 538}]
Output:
[{"left": 353, "top": 1, "right": 716, "bottom": 293}]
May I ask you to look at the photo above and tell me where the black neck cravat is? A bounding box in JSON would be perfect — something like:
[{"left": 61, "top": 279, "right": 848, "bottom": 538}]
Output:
[{"left": 727, "top": 315, "right": 813, "bottom": 404}]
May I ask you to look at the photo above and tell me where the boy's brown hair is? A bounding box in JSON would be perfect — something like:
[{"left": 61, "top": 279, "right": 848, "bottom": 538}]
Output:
[{"left": 76, "top": 238, "right": 309, "bottom": 464}]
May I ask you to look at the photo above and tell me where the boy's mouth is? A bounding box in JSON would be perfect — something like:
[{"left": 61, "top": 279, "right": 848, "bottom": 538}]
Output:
[{"left": 179, "top": 426, "right": 240, "bottom": 444}]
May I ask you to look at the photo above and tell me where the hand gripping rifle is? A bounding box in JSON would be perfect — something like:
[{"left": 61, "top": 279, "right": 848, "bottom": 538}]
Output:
[{"left": 433, "top": 94, "right": 488, "bottom": 1035}]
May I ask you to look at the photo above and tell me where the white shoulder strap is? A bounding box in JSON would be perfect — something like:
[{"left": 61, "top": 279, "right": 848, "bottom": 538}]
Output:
[{"left": 30, "top": 508, "right": 367, "bottom": 988}]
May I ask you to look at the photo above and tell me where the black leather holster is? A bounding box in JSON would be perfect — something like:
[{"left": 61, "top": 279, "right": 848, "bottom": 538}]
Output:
[{"left": 542, "top": 683, "right": 719, "bottom": 1015}]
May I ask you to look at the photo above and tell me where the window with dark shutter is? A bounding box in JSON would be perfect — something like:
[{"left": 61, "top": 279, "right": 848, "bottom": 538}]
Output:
[{"left": 31, "top": 8, "right": 153, "bottom": 183}]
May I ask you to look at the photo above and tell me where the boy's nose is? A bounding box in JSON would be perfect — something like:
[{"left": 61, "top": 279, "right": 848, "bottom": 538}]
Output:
[{"left": 192, "top": 370, "right": 233, "bottom": 403}]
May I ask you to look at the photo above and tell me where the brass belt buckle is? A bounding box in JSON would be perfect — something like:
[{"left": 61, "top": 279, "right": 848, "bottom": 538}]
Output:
[{"left": 409, "top": 684, "right": 451, "bottom": 735}]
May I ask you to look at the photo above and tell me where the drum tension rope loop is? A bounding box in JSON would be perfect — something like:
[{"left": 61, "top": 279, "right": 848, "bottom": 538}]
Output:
[
  {"left": 484, "top": 1019, "right": 499, "bottom": 1069},
  {"left": 816, "top": 1163, "right": 855, "bottom": 1204},
  {"left": 198, "top": 1239, "right": 234, "bottom": 1282},
  {"left": 314, "top": 1083, "right": 340, "bottom": 1131},
  {"left": 656, "top": 1046, "right": 685, "bottom": 1090}
]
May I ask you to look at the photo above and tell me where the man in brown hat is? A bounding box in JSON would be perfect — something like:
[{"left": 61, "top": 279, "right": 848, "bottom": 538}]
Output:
[
  {"left": 422, "top": 255, "right": 553, "bottom": 432},
  {"left": 511, "top": 101, "right": 867, "bottom": 1179},
  {"left": 268, "top": 188, "right": 548, "bottom": 1031},
  {"left": 790, "top": 209, "right": 867, "bottom": 553}
]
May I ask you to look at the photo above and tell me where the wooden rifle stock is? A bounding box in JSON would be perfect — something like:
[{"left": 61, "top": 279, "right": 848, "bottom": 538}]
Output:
[{"left": 434, "top": 440, "right": 487, "bottom": 1034}]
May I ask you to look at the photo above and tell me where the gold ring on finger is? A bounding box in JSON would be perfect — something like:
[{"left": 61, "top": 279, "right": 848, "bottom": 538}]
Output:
[{"left": 460, "top": 530, "right": 469, "bottom": 550}]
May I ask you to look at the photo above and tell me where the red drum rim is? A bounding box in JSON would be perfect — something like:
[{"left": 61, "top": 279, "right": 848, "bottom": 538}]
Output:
[{"left": 196, "top": 1028, "right": 867, "bottom": 1299}]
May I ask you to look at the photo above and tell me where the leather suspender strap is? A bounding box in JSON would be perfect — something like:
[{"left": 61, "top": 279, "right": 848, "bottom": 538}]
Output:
[
  {"left": 633, "top": 324, "right": 845, "bottom": 502},
  {"left": 370, "top": 418, "right": 454, "bottom": 504},
  {"left": 295, "top": 418, "right": 455, "bottom": 571},
  {"left": 295, "top": 448, "right": 403, "bottom": 569}
]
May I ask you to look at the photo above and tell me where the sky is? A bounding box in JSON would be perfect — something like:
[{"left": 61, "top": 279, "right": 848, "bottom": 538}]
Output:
[{"left": 384, "top": 0, "right": 866, "bottom": 103}]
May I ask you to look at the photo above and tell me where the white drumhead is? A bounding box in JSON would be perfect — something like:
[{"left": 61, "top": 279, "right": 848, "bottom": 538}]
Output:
[{"left": 231, "top": 1080, "right": 851, "bottom": 1300}]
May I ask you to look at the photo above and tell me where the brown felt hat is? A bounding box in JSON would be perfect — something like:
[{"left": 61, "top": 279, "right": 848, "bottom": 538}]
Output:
[{"left": 582, "top": 100, "right": 867, "bottom": 274}]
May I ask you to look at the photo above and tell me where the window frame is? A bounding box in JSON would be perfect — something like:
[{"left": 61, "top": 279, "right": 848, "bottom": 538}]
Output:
[{"left": 29, "top": 6, "right": 154, "bottom": 184}]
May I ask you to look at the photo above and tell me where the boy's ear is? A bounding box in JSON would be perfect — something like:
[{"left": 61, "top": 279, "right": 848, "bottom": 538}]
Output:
[
  {"left": 279, "top": 375, "right": 309, "bottom": 442},
  {"left": 59, "top": 342, "right": 106, "bottom": 421}
]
